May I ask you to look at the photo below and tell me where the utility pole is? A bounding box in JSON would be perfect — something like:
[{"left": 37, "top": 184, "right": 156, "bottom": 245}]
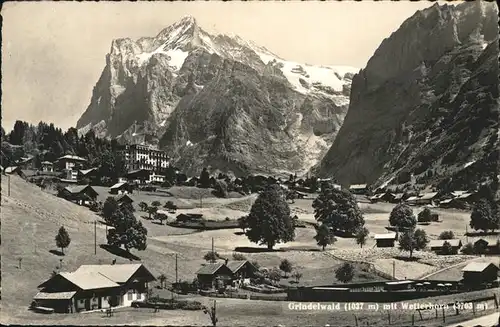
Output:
[
  {"left": 8, "top": 175, "right": 11, "bottom": 196},
  {"left": 392, "top": 260, "right": 396, "bottom": 279},
  {"left": 203, "top": 300, "right": 218, "bottom": 327},
  {"left": 175, "top": 253, "right": 178, "bottom": 284},
  {"left": 211, "top": 237, "right": 215, "bottom": 263},
  {"left": 200, "top": 195, "right": 203, "bottom": 209},
  {"left": 465, "top": 225, "right": 468, "bottom": 243},
  {"left": 94, "top": 220, "right": 97, "bottom": 255}
]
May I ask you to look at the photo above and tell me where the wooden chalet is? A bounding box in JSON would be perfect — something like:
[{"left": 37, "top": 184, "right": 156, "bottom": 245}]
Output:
[
  {"left": 176, "top": 213, "right": 203, "bottom": 223},
  {"left": 462, "top": 262, "right": 499, "bottom": 284},
  {"left": 5, "top": 166, "right": 23, "bottom": 176},
  {"left": 55, "top": 155, "right": 86, "bottom": 171},
  {"left": 225, "top": 260, "right": 258, "bottom": 280},
  {"left": 78, "top": 168, "right": 99, "bottom": 184},
  {"left": 125, "top": 169, "right": 150, "bottom": 184},
  {"left": 196, "top": 263, "right": 233, "bottom": 289},
  {"left": 116, "top": 193, "right": 134, "bottom": 207},
  {"left": 41, "top": 161, "right": 54, "bottom": 173},
  {"left": 35, "top": 264, "right": 155, "bottom": 313},
  {"left": 428, "top": 239, "right": 462, "bottom": 254},
  {"left": 110, "top": 182, "right": 133, "bottom": 195},
  {"left": 59, "top": 185, "right": 98, "bottom": 205},
  {"left": 349, "top": 184, "right": 368, "bottom": 195},
  {"left": 415, "top": 192, "right": 439, "bottom": 206},
  {"left": 473, "top": 237, "right": 500, "bottom": 254},
  {"left": 374, "top": 233, "right": 398, "bottom": 248}
]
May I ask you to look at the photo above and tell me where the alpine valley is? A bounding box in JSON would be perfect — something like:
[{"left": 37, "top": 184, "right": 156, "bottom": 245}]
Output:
[{"left": 76, "top": 16, "right": 358, "bottom": 177}]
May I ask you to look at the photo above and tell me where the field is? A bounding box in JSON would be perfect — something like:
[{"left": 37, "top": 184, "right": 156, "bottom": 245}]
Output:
[{"left": 1, "top": 175, "right": 494, "bottom": 325}]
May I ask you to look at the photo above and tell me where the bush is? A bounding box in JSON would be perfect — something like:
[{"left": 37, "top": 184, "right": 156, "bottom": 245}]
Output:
[
  {"left": 232, "top": 253, "right": 247, "bottom": 261},
  {"left": 418, "top": 208, "right": 432, "bottom": 223},
  {"left": 438, "top": 231, "right": 455, "bottom": 240},
  {"left": 461, "top": 242, "right": 474, "bottom": 255}
]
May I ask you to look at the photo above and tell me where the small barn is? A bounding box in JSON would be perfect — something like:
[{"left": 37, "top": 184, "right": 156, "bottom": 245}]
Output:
[
  {"left": 374, "top": 233, "right": 398, "bottom": 248},
  {"left": 79, "top": 168, "right": 99, "bottom": 184},
  {"left": 415, "top": 192, "right": 438, "bottom": 206},
  {"left": 462, "top": 262, "right": 499, "bottom": 284},
  {"left": 349, "top": 184, "right": 368, "bottom": 195},
  {"left": 116, "top": 194, "right": 134, "bottom": 207},
  {"left": 196, "top": 263, "right": 234, "bottom": 290},
  {"left": 59, "top": 185, "right": 98, "bottom": 205},
  {"left": 176, "top": 213, "right": 203, "bottom": 223},
  {"left": 226, "top": 260, "right": 258, "bottom": 281},
  {"left": 428, "top": 239, "right": 462, "bottom": 254},
  {"left": 473, "top": 237, "right": 500, "bottom": 254},
  {"left": 41, "top": 161, "right": 54, "bottom": 173},
  {"left": 110, "top": 182, "right": 132, "bottom": 195}
]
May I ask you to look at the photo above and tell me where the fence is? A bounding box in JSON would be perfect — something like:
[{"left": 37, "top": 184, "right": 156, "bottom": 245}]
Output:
[{"left": 203, "top": 290, "right": 287, "bottom": 301}]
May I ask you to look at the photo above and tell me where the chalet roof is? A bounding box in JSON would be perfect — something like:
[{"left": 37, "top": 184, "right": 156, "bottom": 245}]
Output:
[
  {"left": 419, "top": 192, "right": 438, "bottom": 200},
  {"left": 472, "top": 237, "right": 500, "bottom": 246},
  {"left": 59, "top": 271, "right": 120, "bottom": 290},
  {"left": 370, "top": 193, "right": 386, "bottom": 200},
  {"left": 116, "top": 194, "right": 133, "bottom": 203},
  {"left": 452, "top": 191, "right": 468, "bottom": 197},
  {"left": 440, "top": 198, "right": 453, "bottom": 204},
  {"left": 393, "top": 193, "right": 404, "bottom": 200},
  {"left": 74, "top": 264, "right": 147, "bottom": 284},
  {"left": 80, "top": 168, "right": 98, "bottom": 176},
  {"left": 462, "top": 262, "right": 498, "bottom": 273},
  {"left": 429, "top": 239, "right": 463, "bottom": 248},
  {"left": 34, "top": 291, "right": 77, "bottom": 300},
  {"left": 5, "top": 166, "right": 20, "bottom": 173},
  {"left": 350, "top": 184, "right": 367, "bottom": 189},
  {"left": 406, "top": 196, "right": 419, "bottom": 202},
  {"left": 196, "top": 263, "right": 226, "bottom": 275},
  {"left": 57, "top": 155, "right": 86, "bottom": 162},
  {"left": 41, "top": 161, "right": 53, "bottom": 165},
  {"left": 64, "top": 185, "right": 96, "bottom": 194},
  {"left": 110, "top": 182, "right": 128, "bottom": 189},
  {"left": 374, "top": 233, "right": 397, "bottom": 240},
  {"left": 226, "top": 260, "right": 254, "bottom": 273},
  {"left": 456, "top": 193, "right": 474, "bottom": 199}
]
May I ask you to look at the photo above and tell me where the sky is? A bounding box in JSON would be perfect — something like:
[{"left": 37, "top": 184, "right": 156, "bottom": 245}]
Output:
[{"left": 1, "top": 1, "right": 454, "bottom": 132}]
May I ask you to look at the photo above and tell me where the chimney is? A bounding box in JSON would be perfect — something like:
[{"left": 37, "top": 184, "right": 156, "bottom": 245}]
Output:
[{"left": 225, "top": 258, "right": 228, "bottom": 265}]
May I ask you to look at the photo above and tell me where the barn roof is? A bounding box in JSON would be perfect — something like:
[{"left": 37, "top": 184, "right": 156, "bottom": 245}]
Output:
[
  {"left": 110, "top": 182, "right": 128, "bottom": 189},
  {"left": 57, "top": 155, "right": 86, "bottom": 162},
  {"left": 428, "top": 239, "right": 463, "bottom": 248},
  {"left": 5, "top": 166, "right": 20, "bottom": 173},
  {"left": 74, "top": 264, "right": 149, "bottom": 284},
  {"left": 374, "top": 233, "right": 397, "bottom": 240},
  {"left": 80, "top": 168, "right": 98, "bottom": 176},
  {"left": 34, "top": 291, "right": 77, "bottom": 300},
  {"left": 59, "top": 271, "right": 120, "bottom": 290},
  {"left": 349, "top": 184, "right": 367, "bottom": 189},
  {"left": 64, "top": 185, "right": 96, "bottom": 194},
  {"left": 196, "top": 263, "right": 227, "bottom": 275},
  {"left": 419, "top": 192, "right": 438, "bottom": 200},
  {"left": 226, "top": 260, "right": 255, "bottom": 274},
  {"left": 462, "top": 262, "right": 498, "bottom": 273}
]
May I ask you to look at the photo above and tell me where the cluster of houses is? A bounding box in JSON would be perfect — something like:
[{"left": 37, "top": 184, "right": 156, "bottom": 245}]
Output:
[
  {"left": 32, "top": 264, "right": 156, "bottom": 313},
  {"left": 368, "top": 189, "right": 479, "bottom": 209}
]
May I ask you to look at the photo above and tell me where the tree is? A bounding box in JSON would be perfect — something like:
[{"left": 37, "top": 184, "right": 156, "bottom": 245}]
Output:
[
  {"left": 214, "top": 179, "right": 228, "bottom": 198},
  {"left": 312, "top": 186, "right": 365, "bottom": 235},
  {"left": 151, "top": 201, "right": 161, "bottom": 208},
  {"left": 139, "top": 202, "right": 148, "bottom": 211},
  {"left": 106, "top": 208, "right": 148, "bottom": 253},
  {"left": 417, "top": 208, "right": 432, "bottom": 222},
  {"left": 441, "top": 241, "right": 454, "bottom": 255},
  {"left": 147, "top": 206, "right": 157, "bottom": 219},
  {"left": 268, "top": 269, "right": 281, "bottom": 283},
  {"left": 155, "top": 213, "right": 168, "bottom": 225},
  {"left": 398, "top": 228, "right": 428, "bottom": 258},
  {"left": 470, "top": 199, "right": 497, "bottom": 232},
  {"left": 438, "top": 231, "right": 455, "bottom": 240},
  {"left": 355, "top": 227, "right": 370, "bottom": 248},
  {"left": 314, "top": 224, "right": 336, "bottom": 250},
  {"left": 279, "top": 259, "right": 293, "bottom": 278},
  {"left": 55, "top": 226, "right": 71, "bottom": 255},
  {"left": 243, "top": 184, "right": 295, "bottom": 249},
  {"left": 291, "top": 271, "right": 303, "bottom": 284},
  {"left": 232, "top": 253, "right": 247, "bottom": 261},
  {"left": 158, "top": 274, "right": 167, "bottom": 289},
  {"left": 102, "top": 197, "right": 119, "bottom": 223},
  {"left": 461, "top": 242, "right": 474, "bottom": 255},
  {"left": 335, "top": 263, "right": 355, "bottom": 283},
  {"left": 164, "top": 201, "right": 177, "bottom": 211},
  {"left": 200, "top": 167, "right": 211, "bottom": 188},
  {"left": 389, "top": 204, "right": 416, "bottom": 230},
  {"left": 251, "top": 260, "right": 261, "bottom": 270},
  {"left": 204, "top": 251, "right": 219, "bottom": 262}
]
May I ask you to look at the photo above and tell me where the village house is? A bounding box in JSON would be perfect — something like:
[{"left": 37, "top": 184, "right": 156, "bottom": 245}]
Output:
[
  {"left": 149, "top": 174, "right": 166, "bottom": 184},
  {"left": 118, "top": 143, "right": 169, "bottom": 173},
  {"left": 440, "top": 192, "right": 477, "bottom": 209},
  {"left": 176, "top": 213, "right": 204, "bottom": 223},
  {"left": 415, "top": 192, "right": 439, "bottom": 206},
  {"left": 226, "top": 260, "right": 258, "bottom": 286},
  {"left": 473, "top": 237, "right": 500, "bottom": 254},
  {"left": 428, "top": 239, "right": 463, "bottom": 254},
  {"left": 115, "top": 193, "right": 134, "bottom": 208},
  {"left": 56, "top": 155, "right": 87, "bottom": 171},
  {"left": 349, "top": 184, "right": 368, "bottom": 195},
  {"left": 58, "top": 185, "right": 98, "bottom": 205},
  {"left": 125, "top": 169, "right": 151, "bottom": 185},
  {"left": 5, "top": 166, "right": 23, "bottom": 176},
  {"left": 374, "top": 233, "right": 398, "bottom": 248},
  {"left": 34, "top": 264, "right": 155, "bottom": 313},
  {"left": 461, "top": 262, "right": 499, "bottom": 285},
  {"left": 78, "top": 168, "right": 99, "bottom": 184},
  {"left": 196, "top": 262, "right": 234, "bottom": 290},
  {"left": 110, "top": 181, "right": 133, "bottom": 195},
  {"left": 41, "top": 161, "right": 54, "bottom": 173},
  {"left": 391, "top": 193, "right": 405, "bottom": 203}
]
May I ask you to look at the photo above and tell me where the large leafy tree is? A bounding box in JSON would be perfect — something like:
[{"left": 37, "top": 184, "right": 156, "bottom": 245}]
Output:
[
  {"left": 242, "top": 184, "right": 295, "bottom": 249},
  {"left": 312, "top": 185, "right": 365, "bottom": 234},
  {"left": 470, "top": 199, "right": 498, "bottom": 232},
  {"left": 417, "top": 208, "right": 432, "bottom": 222},
  {"left": 355, "top": 227, "right": 370, "bottom": 248},
  {"left": 389, "top": 204, "right": 416, "bottom": 230},
  {"left": 106, "top": 208, "right": 147, "bottom": 253},
  {"left": 398, "top": 228, "right": 428, "bottom": 258},
  {"left": 199, "top": 167, "right": 211, "bottom": 188},
  {"left": 314, "top": 223, "right": 336, "bottom": 250},
  {"left": 55, "top": 226, "right": 71, "bottom": 255},
  {"left": 102, "top": 197, "right": 119, "bottom": 224},
  {"left": 279, "top": 259, "right": 293, "bottom": 278}
]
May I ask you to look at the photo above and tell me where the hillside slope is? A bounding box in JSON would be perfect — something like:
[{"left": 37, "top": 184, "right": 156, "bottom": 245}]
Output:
[
  {"left": 316, "top": 1, "right": 499, "bottom": 192},
  {"left": 76, "top": 16, "right": 358, "bottom": 176}
]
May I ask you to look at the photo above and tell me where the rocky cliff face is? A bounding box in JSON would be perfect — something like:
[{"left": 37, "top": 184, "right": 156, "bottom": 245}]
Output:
[
  {"left": 77, "top": 16, "right": 358, "bottom": 176},
  {"left": 316, "top": 1, "right": 499, "bottom": 192}
]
